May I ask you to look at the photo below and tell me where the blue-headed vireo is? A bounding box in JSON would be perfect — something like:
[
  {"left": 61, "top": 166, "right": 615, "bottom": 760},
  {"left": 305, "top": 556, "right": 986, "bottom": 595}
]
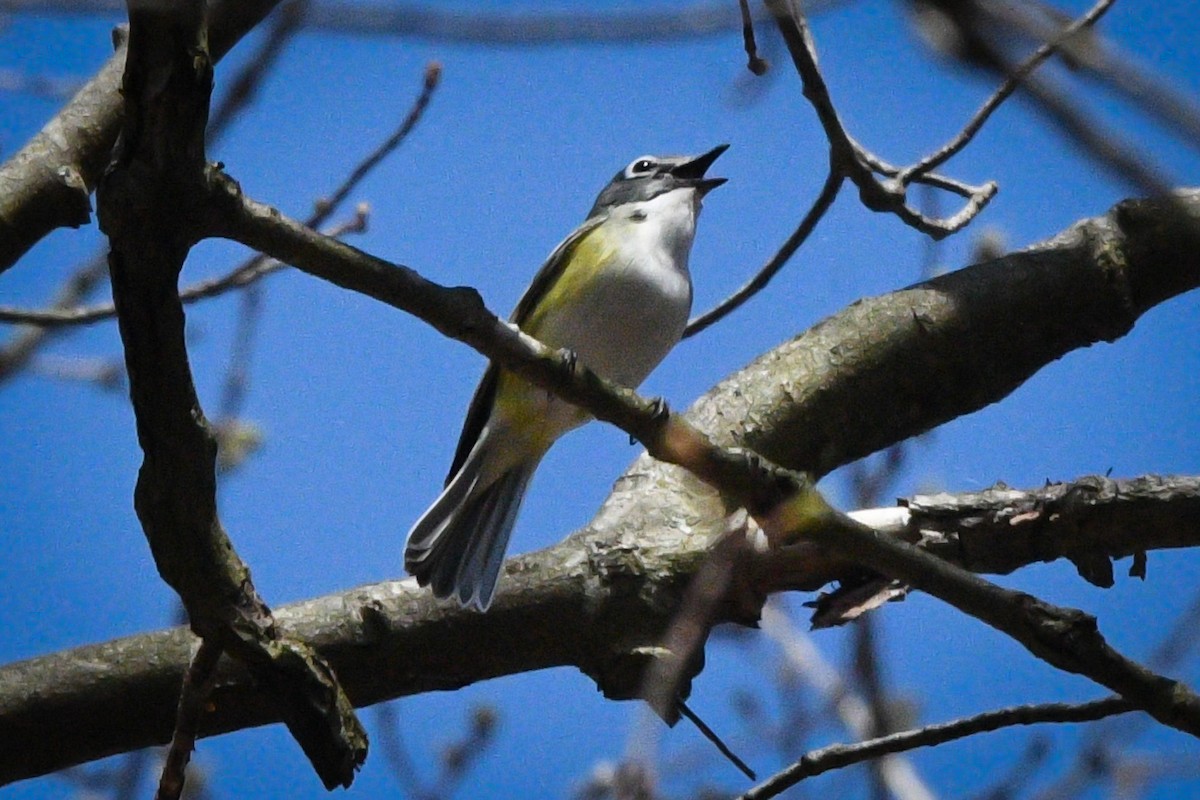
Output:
[{"left": 405, "top": 145, "right": 728, "bottom": 610}]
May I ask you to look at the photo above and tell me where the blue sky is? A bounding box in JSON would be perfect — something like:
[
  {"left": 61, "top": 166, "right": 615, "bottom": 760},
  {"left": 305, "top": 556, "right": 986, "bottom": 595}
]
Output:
[{"left": 2, "top": 1, "right": 1199, "bottom": 798}]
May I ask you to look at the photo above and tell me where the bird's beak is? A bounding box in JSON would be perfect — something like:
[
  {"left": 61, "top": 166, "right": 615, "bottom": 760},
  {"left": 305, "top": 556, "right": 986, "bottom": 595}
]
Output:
[{"left": 670, "top": 143, "right": 729, "bottom": 194}]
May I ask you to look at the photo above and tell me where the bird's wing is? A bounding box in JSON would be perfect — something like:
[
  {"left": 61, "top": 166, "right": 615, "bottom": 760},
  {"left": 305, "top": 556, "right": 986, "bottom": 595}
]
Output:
[{"left": 444, "top": 213, "right": 609, "bottom": 484}]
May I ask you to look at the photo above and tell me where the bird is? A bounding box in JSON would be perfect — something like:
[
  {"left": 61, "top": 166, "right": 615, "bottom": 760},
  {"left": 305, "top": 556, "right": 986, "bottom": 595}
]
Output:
[{"left": 404, "top": 144, "right": 728, "bottom": 610}]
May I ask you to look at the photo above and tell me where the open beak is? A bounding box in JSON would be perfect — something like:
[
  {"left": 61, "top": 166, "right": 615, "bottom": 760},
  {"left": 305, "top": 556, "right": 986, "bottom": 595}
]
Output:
[{"left": 670, "top": 143, "right": 729, "bottom": 194}]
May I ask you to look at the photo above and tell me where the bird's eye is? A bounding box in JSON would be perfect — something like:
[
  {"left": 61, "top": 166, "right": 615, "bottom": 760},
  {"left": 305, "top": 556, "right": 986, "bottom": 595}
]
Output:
[{"left": 630, "top": 158, "right": 655, "bottom": 175}]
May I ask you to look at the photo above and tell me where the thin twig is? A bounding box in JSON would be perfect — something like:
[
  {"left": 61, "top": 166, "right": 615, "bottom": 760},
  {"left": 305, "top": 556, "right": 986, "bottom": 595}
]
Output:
[
  {"left": 0, "top": 211, "right": 367, "bottom": 327},
  {"left": 737, "top": 0, "right": 768, "bottom": 75},
  {"left": 766, "top": 0, "right": 1001, "bottom": 239},
  {"left": 0, "top": 61, "right": 438, "bottom": 330},
  {"left": 1, "top": 0, "right": 814, "bottom": 44},
  {"left": 759, "top": 603, "right": 936, "bottom": 800},
  {"left": 1031, "top": 588, "right": 1200, "bottom": 800},
  {"left": 207, "top": 0, "right": 309, "bottom": 141},
  {"left": 738, "top": 696, "right": 1135, "bottom": 800},
  {"left": 677, "top": 699, "right": 756, "bottom": 780},
  {"left": 899, "top": 0, "right": 1119, "bottom": 186},
  {"left": 684, "top": 167, "right": 843, "bottom": 337},
  {"left": 1016, "top": 67, "right": 1173, "bottom": 196},
  {"left": 319, "top": 61, "right": 441, "bottom": 218},
  {"left": 373, "top": 703, "right": 433, "bottom": 800},
  {"left": 0, "top": 254, "right": 107, "bottom": 382},
  {"left": 695, "top": 0, "right": 1004, "bottom": 337},
  {"left": 155, "top": 639, "right": 222, "bottom": 800}
]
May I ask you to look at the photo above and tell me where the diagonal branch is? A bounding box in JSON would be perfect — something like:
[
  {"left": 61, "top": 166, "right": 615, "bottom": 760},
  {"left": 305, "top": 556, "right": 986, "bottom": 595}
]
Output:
[
  {"left": 684, "top": 167, "right": 842, "bottom": 337},
  {"left": 1, "top": 464, "right": 1196, "bottom": 786},
  {"left": 212, "top": 172, "right": 1200, "bottom": 736},
  {"left": 692, "top": 0, "right": 1101, "bottom": 339}
]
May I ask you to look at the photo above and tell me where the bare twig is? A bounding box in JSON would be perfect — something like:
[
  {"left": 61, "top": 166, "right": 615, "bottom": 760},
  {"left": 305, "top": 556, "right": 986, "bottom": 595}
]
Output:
[
  {"left": 98, "top": 1, "right": 365, "bottom": 787},
  {"left": 205, "top": 158, "right": 1200, "bottom": 738},
  {"left": 677, "top": 700, "right": 756, "bottom": 780},
  {"left": 788, "top": 503, "right": 1200, "bottom": 739},
  {"left": 317, "top": 61, "right": 441, "bottom": 218},
  {"left": 737, "top": 0, "right": 769, "bottom": 75},
  {"left": 635, "top": 526, "right": 758, "bottom": 781},
  {"left": 0, "top": 61, "right": 437, "bottom": 331},
  {"left": 0, "top": 253, "right": 107, "bottom": 382},
  {"left": 898, "top": 0, "right": 1119, "bottom": 187},
  {"left": 155, "top": 640, "right": 221, "bottom": 800},
  {"left": 205, "top": 118, "right": 1200, "bottom": 782},
  {"left": 910, "top": 0, "right": 1200, "bottom": 158},
  {"left": 374, "top": 701, "right": 498, "bottom": 799},
  {"left": 759, "top": 604, "right": 936, "bottom": 800},
  {"left": 1031, "top": 587, "right": 1200, "bottom": 800},
  {"left": 765, "top": 0, "right": 1000, "bottom": 240},
  {"left": 207, "top": 0, "right": 309, "bottom": 141},
  {"left": 0, "top": 0, "right": 286, "bottom": 274},
  {"left": 1016, "top": 69, "right": 1173, "bottom": 197},
  {"left": 697, "top": 0, "right": 1189, "bottom": 370},
  {"left": 690, "top": 0, "right": 1028, "bottom": 338},
  {"left": 0, "top": 210, "right": 366, "bottom": 328},
  {"left": 849, "top": 446, "right": 915, "bottom": 800},
  {"left": 4, "top": 182, "right": 1198, "bottom": 781},
  {"left": 907, "top": 0, "right": 1173, "bottom": 197},
  {"left": 0, "top": 3, "right": 316, "bottom": 386},
  {"left": 373, "top": 704, "right": 429, "bottom": 800},
  {"left": 738, "top": 696, "right": 1135, "bottom": 800},
  {"left": 854, "top": 618, "right": 896, "bottom": 800},
  {"left": 684, "top": 167, "right": 842, "bottom": 337}
]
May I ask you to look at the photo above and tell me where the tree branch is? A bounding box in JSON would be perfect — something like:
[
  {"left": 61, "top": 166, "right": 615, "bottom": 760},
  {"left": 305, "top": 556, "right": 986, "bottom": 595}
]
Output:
[
  {"left": 0, "top": 182, "right": 1195, "bottom": 782},
  {"left": 875, "top": 475, "right": 1200, "bottom": 588},
  {"left": 2, "top": 471, "right": 1194, "bottom": 784},
  {"left": 96, "top": 1, "right": 363, "bottom": 789},
  {"left": 739, "top": 696, "right": 1135, "bottom": 800},
  {"left": 0, "top": 61, "right": 436, "bottom": 330},
  {"left": 0, "top": 0, "right": 284, "bottom": 274},
  {"left": 765, "top": 0, "right": 998, "bottom": 239}
]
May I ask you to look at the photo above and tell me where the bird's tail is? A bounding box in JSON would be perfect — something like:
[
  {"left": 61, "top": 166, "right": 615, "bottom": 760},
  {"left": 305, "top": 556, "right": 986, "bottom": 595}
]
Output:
[{"left": 404, "top": 445, "right": 534, "bottom": 611}]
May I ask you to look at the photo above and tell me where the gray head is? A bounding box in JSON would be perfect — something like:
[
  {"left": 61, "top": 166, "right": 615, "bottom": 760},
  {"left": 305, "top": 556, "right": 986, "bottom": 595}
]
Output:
[{"left": 587, "top": 144, "right": 729, "bottom": 219}]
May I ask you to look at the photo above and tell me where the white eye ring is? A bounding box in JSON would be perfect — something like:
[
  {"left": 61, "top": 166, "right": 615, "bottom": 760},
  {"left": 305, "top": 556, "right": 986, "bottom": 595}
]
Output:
[{"left": 627, "top": 157, "right": 656, "bottom": 177}]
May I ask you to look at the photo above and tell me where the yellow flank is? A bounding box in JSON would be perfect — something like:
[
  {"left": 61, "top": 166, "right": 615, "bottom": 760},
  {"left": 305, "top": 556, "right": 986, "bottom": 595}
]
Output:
[
  {"left": 522, "top": 224, "right": 617, "bottom": 336},
  {"left": 489, "top": 224, "right": 617, "bottom": 454}
]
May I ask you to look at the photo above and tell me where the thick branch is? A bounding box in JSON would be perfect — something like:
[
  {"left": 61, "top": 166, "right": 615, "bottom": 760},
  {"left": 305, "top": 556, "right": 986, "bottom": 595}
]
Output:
[
  {"left": 1, "top": 471, "right": 1196, "bottom": 783},
  {"left": 96, "top": 2, "right": 362, "bottom": 789},
  {"left": 711, "top": 191, "right": 1200, "bottom": 479},
  {"left": 905, "top": 475, "right": 1200, "bottom": 586}
]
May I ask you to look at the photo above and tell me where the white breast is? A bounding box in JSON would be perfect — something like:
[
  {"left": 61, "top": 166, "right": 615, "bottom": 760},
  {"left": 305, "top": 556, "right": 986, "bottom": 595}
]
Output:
[{"left": 551, "top": 187, "right": 698, "bottom": 388}]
